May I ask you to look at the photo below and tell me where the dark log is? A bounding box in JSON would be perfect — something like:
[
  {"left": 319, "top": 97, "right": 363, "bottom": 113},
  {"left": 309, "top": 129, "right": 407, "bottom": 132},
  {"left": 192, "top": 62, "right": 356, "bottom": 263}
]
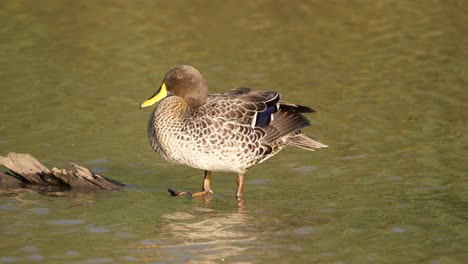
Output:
[{"left": 0, "top": 152, "right": 125, "bottom": 192}]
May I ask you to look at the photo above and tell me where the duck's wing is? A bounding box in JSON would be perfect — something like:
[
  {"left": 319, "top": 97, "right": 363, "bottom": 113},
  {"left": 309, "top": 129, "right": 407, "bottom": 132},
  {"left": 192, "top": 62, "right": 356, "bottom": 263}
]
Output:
[
  {"left": 208, "top": 87, "right": 315, "bottom": 143},
  {"left": 207, "top": 87, "right": 280, "bottom": 128},
  {"left": 262, "top": 102, "right": 314, "bottom": 143}
]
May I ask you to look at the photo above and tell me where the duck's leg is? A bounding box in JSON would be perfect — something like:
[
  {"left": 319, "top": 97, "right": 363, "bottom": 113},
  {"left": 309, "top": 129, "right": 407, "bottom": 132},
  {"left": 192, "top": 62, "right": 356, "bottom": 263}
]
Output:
[
  {"left": 188, "top": 170, "right": 213, "bottom": 197},
  {"left": 168, "top": 170, "right": 213, "bottom": 197},
  {"left": 236, "top": 172, "right": 245, "bottom": 198},
  {"left": 202, "top": 170, "right": 213, "bottom": 194}
]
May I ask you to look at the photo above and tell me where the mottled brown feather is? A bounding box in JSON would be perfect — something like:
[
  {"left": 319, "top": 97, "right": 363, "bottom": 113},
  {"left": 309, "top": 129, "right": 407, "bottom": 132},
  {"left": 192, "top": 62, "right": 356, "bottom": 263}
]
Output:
[{"left": 145, "top": 65, "right": 327, "bottom": 173}]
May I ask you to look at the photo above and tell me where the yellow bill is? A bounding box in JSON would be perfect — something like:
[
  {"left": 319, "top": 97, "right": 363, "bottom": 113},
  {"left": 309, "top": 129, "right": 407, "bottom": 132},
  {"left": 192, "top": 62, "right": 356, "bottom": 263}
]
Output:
[{"left": 140, "top": 83, "right": 168, "bottom": 108}]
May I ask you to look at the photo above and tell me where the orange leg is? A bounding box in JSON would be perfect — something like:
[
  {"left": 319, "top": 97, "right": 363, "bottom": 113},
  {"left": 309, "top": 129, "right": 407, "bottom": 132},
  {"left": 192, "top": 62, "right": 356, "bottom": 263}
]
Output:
[
  {"left": 202, "top": 170, "right": 213, "bottom": 194},
  {"left": 168, "top": 170, "right": 213, "bottom": 198},
  {"left": 236, "top": 173, "right": 245, "bottom": 198}
]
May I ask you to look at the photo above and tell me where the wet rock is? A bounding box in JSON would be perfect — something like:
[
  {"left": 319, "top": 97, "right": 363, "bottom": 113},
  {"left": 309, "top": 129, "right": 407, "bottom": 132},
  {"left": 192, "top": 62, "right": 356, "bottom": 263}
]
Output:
[{"left": 0, "top": 152, "right": 125, "bottom": 192}]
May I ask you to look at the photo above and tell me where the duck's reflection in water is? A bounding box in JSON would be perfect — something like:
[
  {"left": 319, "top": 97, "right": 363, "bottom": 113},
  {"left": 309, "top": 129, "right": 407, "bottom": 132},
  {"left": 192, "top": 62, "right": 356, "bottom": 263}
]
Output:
[{"left": 136, "top": 203, "right": 255, "bottom": 263}]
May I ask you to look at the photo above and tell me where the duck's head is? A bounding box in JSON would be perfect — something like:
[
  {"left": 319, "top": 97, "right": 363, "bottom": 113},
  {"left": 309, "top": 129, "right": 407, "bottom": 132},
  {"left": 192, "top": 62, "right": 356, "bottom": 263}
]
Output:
[{"left": 140, "top": 65, "right": 208, "bottom": 109}]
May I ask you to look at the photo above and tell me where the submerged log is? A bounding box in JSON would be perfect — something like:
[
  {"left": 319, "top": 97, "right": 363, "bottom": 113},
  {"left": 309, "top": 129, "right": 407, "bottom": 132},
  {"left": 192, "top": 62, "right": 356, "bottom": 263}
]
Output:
[{"left": 0, "top": 152, "right": 125, "bottom": 191}]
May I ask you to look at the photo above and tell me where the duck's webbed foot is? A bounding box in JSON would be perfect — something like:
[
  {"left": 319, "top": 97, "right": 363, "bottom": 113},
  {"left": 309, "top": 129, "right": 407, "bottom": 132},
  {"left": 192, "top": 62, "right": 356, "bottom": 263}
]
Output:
[
  {"left": 168, "top": 170, "right": 214, "bottom": 198},
  {"left": 167, "top": 188, "right": 212, "bottom": 198},
  {"left": 167, "top": 188, "right": 184, "bottom": 196}
]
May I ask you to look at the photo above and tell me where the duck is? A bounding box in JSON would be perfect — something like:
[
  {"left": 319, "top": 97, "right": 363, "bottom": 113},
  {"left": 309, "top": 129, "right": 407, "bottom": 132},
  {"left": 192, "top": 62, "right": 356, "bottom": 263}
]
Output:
[{"left": 140, "top": 65, "right": 328, "bottom": 199}]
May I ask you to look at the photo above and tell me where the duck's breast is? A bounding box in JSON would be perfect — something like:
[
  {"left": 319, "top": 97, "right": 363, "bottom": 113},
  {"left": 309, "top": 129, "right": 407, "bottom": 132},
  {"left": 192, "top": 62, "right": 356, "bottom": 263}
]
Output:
[{"left": 148, "top": 98, "right": 276, "bottom": 172}]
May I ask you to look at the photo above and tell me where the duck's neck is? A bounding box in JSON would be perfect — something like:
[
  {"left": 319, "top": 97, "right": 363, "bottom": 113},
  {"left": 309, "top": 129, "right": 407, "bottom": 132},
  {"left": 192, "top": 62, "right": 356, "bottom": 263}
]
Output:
[
  {"left": 159, "top": 96, "right": 199, "bottom": 118},
  {"left": 185, "top": 95, "right": 207, "bottom": 108}
]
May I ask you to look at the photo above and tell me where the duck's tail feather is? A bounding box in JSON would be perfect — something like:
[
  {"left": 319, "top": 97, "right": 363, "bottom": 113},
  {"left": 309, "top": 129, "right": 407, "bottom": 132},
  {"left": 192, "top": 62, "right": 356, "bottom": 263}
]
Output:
[
  {"left": 289, "top": 133, "right": 328, "bottom": 151},
  {"left": 262, "top": 103, "right": 312, "bottom": 142}
]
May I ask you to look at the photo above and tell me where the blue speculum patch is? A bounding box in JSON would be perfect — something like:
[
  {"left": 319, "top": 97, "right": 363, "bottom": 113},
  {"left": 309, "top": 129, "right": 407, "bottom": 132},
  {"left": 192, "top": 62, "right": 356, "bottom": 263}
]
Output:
[{"left": 255, "top": 104, "right": 278, "bottom": 127}]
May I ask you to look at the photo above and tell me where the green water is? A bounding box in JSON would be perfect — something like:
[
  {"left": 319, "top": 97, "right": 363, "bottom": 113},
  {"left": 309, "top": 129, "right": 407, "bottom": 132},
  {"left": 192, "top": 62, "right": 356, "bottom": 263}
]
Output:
[{"left": 1, "top": 1, "right": 468, "bottom": 263}]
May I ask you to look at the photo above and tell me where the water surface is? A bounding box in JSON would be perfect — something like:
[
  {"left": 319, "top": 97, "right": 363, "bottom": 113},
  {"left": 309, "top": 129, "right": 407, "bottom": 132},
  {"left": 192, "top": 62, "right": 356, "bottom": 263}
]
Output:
[{"left": 1, "top": 1, "right": 468, "bottom": 263}]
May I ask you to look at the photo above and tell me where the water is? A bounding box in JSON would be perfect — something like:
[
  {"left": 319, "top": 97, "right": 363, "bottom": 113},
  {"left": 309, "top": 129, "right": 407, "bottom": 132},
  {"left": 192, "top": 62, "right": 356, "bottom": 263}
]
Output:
[{"left": 1, "top": 1, "right": 468, "bottom": 263}]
